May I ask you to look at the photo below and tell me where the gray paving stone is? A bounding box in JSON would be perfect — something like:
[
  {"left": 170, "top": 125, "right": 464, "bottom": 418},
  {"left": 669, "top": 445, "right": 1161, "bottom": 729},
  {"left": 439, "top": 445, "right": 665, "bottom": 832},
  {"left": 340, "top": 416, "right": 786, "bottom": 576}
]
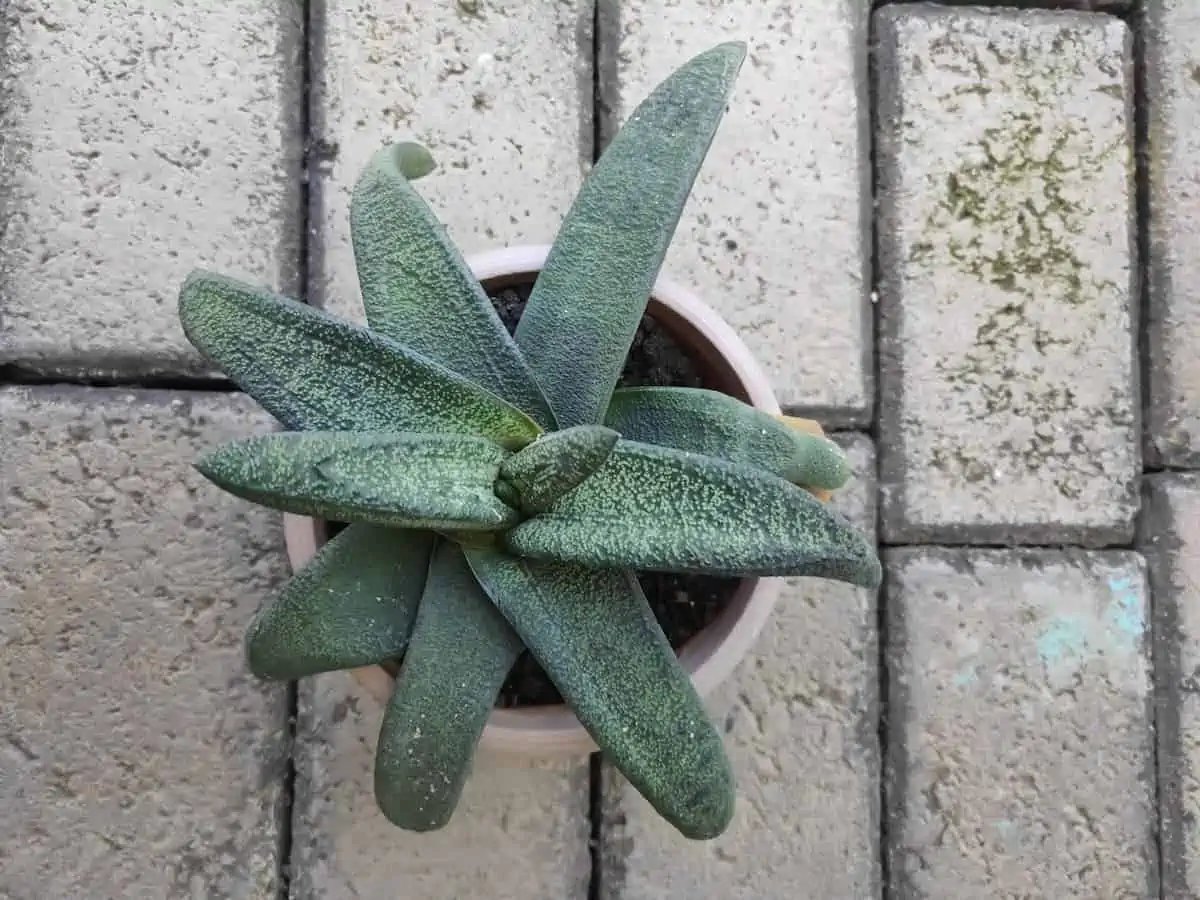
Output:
[
  {"left": 0, "top": 386, "right": 291, "bottom": 898},
  {"left": 884, "top": 548, "right": 1157, "bottom": 899},
  {"left": 1141, "top": 474, "right": 1200, "bottom": 896},
  {"left": 310, "top": 0, "right": 591, "bottom": 325},
  {"left": 1144, "top": 0, "right": 1200, "bottom": 467},
  {"left": 0, "top": 2, "right": 305, "bottom": 378},
  {"left": 608, "top": 0, "right": 873, "bottom": 425},
  {"left": 601, "top": 434, "right": 879, "bottom": 900},
  {"left": 874, "top": 6, "right": 1139, "bottom": 546},
  {"left": 901, "top": 1, "right": 1129, "bottom": 10},
  {"left": 291, "top": 672, "right": 591, "bottom": 899}
]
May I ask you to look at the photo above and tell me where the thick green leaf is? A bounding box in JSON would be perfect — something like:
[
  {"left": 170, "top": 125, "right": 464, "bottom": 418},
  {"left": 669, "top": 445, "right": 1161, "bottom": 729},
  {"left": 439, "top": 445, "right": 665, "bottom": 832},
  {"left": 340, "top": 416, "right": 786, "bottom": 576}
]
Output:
[
  {"left": 514, "top": 42, "right": 746, "bottom": 428},
  {"left": 178, "top": 271, "right": 541, "bottom": 449},
  {"left": 497, "top": 424, "right": 620, "bottom": 513},
  {"left": 351, "top": 143, "right": 555, "bottom": 429},
  {"left": 195, "top": 431, "right": 519, "bottom": 531},
  {"left": 504, "top": 439, "right": 882, "bottom": 586},
  {"left": 375, "top": 541, "right": 523, "bottom": 832},
  {"left": 604, "top": 387, "right": 851, "bottom": 489},
  {"left": 245, "top": 523, "right": 435, "bottom": 679},
  {"left": 464, "top": 548, "right": 735, "bottom": 840}
]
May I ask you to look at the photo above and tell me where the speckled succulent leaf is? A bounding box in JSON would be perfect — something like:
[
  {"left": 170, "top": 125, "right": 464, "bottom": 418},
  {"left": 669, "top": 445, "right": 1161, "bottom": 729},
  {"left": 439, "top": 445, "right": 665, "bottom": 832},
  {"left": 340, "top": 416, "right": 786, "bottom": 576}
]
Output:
[
  {"left": 604, "top": 387, "right": 852, "bottom": 490},
  {"left": 177, "top": 271, "right": 541, "bottom": 449},
  {"left": 504, "top": 439, "right": 882, "bottom": 586},
  {"left": 375, "top": 540, "right": 523, "bottom": 832},
  {"left": 513, "top": 42, "right": 746, "bottom": 428},
  {"left": 497, "top": 424, "right": 620, "bottom": 513},
  {"left": 350, "top": 144, "right": 555, "bottom": 429},
  {"left": 463, "top": 547, "right": 735, "bottom": 840},
  {"left": 245, "top": 523, "right": 435, "bottom": 679},
  {"left": 194, "top": 431, "right": 520, "bottom": 531}
]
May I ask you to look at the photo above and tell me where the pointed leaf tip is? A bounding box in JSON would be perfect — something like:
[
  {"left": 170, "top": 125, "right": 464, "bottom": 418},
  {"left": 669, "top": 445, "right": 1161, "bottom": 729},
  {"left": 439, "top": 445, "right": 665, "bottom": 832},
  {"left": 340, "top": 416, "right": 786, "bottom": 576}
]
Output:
[
  {"left": 710, "top": 40, "right": 747, "bottom": 63},
  {"left": 513, "top": 40, "right": 747, "bottom": 428}
]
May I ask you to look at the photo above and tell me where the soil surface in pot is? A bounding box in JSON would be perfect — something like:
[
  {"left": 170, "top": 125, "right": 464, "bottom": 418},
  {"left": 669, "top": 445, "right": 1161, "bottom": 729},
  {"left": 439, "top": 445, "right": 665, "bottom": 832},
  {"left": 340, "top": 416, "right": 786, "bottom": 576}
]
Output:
[{"left": 330, "top": 281, "right": 742, "bottom": 708}]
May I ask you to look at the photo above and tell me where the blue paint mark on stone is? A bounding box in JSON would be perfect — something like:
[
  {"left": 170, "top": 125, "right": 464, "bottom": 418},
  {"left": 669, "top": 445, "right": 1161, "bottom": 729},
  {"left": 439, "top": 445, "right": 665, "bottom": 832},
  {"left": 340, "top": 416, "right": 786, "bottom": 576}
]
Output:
[
  {"left": 1104, "top": 575, "right": 1143, "bottom": 652},
  {"left": 1036, "top": 615, "right": 1088, "bottom": 670},
  {"left": 954, "top": 664, "right": 978, "bottom": 687}
]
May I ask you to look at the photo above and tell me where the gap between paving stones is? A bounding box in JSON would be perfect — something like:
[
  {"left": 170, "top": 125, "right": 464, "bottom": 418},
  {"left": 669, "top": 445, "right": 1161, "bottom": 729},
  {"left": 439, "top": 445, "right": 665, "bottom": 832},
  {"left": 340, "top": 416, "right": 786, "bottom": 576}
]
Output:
[{"left": 278, "top": 0, "right": 316, "bottom": 895}]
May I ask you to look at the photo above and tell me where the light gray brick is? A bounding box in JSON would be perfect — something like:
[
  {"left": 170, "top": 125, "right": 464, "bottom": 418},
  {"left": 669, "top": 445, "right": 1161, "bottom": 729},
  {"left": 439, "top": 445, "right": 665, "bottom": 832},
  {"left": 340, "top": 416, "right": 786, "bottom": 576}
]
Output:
[
  {"left": 310, "top": 0, "right": 592, "bottom": 324},
  {"left": 1144, "top": 0, "right": 1200, "bottom": 467},
  {"left": 875, "top": 6, "right": 1139, "bottom": 545},
  {"left": 0, "top": 387, "right": 290, "bottom": 897},
  {"left": 608, "top": 0, "right": 873, "bottom": 425},
  {"left": 901, "top": 1, "right": 1129, "bottom": 10},
  {"left": 291, "top": 672, "right": 591, "bottom": 900},
  {"left": 885, "top": 548, "right": 1157, "bottom": 899},
  {"left": 1141, "top": 474, "right": 1200, "bottom": 896},
  {"left": 601, "top": 435, "right": 879, "bottom": 899},
  {"left": 0, "top": 2, "right": 305, "bottom": 378}
]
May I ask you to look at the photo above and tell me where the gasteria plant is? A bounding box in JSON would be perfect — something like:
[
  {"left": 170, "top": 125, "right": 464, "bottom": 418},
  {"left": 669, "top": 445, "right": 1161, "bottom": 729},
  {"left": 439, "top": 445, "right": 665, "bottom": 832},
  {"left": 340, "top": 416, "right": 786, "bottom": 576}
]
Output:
[{"left": 179, "top": 42, "right": 881, "bottom": 840}]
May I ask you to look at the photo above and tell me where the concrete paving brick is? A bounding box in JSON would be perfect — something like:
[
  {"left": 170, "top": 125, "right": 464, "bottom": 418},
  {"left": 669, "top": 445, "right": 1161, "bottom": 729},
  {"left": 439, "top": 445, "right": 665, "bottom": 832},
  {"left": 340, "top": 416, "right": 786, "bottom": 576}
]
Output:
[
  {"left": 291, "top": 672, "right": 590, "bottom": 900},
  {"left": 310, "top": 0, "right": 591, "bottom": 324},
  {"left": 875, "top": 6, "right": 1139, "bottom": 546},
  {"left": 884, "top": 548, "right": 1156, "bottom": 899},
  {"left": 1144, "top": 1, "right": 1200, "bottom": 467},
  {"left": 0, "top": 2, "right": 305, "bottom": 378},
  {"left": 601, "top": 434, "right": 880, "bottom": 900},
  {"left": 608, "top": 0, "right": 873, "bottom": 424},
  {"left": 0, "top": 386, "right": 291, "bottom": 897},
  {"left": 1140, "top": 474, "right": 1200, "bottom": 896},
  {"left": 901, "top": 1, "right": 1130, "bottom": 11}
]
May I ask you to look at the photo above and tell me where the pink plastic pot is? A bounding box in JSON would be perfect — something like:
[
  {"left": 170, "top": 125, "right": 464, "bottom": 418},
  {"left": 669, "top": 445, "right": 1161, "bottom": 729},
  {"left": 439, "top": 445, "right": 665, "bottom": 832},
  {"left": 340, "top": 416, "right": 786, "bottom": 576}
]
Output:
[{"left": 282, "top": 244, "right": 785, "bottom": 756}]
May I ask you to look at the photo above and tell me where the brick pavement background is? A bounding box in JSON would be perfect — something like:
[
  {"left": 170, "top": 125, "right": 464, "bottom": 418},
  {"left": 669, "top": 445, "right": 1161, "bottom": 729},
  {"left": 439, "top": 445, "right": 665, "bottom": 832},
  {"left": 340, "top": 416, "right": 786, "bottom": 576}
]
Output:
[{"left": 3, "top": 0, "right": 1200, "bottom": 898}]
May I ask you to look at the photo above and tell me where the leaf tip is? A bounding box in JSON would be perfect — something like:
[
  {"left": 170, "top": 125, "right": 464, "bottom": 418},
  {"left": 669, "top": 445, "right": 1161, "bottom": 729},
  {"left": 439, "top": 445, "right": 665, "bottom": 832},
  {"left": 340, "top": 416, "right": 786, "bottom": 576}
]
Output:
[{"left": 384, "top": 141, "right": 438, "bottom": 181}]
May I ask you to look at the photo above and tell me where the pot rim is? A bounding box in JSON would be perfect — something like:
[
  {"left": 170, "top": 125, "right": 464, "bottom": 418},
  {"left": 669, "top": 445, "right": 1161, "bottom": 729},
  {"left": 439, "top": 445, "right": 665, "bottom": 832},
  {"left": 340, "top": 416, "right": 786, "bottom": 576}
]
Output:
[{"left": 282, "top": 243, "right": 784, "bottom": 757}]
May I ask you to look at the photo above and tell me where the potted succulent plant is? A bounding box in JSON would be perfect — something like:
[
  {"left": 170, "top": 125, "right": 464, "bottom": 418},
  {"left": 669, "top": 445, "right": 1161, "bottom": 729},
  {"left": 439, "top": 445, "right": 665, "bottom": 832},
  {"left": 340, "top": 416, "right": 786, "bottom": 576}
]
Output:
[{"left": 178, "top": 41, "right": 880, "bottom": 841}]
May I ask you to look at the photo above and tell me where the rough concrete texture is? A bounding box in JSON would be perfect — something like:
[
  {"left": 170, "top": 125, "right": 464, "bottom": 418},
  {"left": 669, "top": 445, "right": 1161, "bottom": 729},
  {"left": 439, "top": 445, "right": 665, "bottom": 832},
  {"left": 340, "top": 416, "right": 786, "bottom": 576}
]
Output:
[
  {"left": 0, "top": 386, "right": 291, "bottom": 897},
  {"left": 608, "top": 0, "right": 872, "bottom": 424},
  {"left": 1144, "top": 0, "right": 1200, "bottom": 467},
  {"left": 310, "top": 0, "right": 591, "bottom": 324},
  {"left": 0, "top": 1, "right": 305, "bottom": 378},
  {"left": 1140, "top": 474, "right": 1200, "bottom": 896},
  {"left": 902, "top": 1, "right": 1129, "bottom": 10},
  {"left": 291, "top": 671, "right": 591, "bottom": 899},
  {"left": 601, "top": 434, "right": 879, "bottom": 899},
  {"left": 885, "top": 548, "right": 1157, "bottom": 899},
  {"left": 875, "top": 6, "right": 1139, "bottom": 546}
]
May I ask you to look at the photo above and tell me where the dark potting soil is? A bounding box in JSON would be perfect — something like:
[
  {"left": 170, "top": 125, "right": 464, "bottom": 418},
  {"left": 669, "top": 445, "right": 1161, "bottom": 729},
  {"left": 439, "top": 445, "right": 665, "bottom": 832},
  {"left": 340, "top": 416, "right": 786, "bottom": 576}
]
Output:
[{"left": 327, "top": 281, "right": 741, "bottom": 708}]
